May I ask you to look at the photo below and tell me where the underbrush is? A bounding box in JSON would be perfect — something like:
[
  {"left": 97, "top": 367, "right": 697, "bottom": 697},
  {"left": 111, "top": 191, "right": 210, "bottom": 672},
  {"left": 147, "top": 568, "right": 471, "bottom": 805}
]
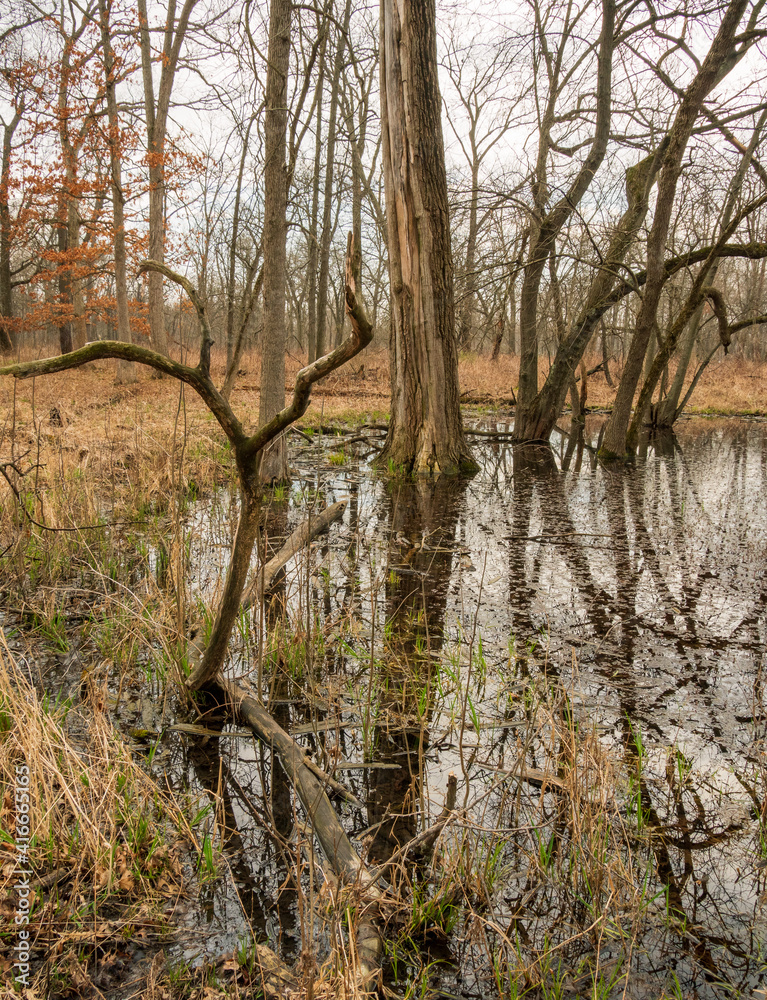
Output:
[{"left": 0, "top": 635, "right": 189, "bottom": 996}]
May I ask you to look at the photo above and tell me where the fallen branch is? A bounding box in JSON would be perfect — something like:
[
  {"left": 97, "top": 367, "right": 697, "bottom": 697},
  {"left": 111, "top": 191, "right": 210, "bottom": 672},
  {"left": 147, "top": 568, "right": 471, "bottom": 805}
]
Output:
[
  {"left": 242, "top": 500, "right": 347, "bottom": 610},
  {"left": 219, "top": 673, "right": 384, "bottom": 989}
]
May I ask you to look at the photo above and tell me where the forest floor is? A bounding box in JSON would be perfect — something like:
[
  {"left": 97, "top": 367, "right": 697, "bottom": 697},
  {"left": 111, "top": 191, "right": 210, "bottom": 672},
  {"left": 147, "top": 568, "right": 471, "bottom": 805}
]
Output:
[{"left": 2, "top": 349, "right": 766, "bottom": 451}]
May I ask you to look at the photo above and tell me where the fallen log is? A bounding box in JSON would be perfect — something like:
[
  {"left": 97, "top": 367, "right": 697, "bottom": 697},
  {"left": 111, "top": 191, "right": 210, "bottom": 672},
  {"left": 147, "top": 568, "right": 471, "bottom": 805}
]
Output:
[{"left": 219, "top": 673, "right": 384, "bottom": 990}]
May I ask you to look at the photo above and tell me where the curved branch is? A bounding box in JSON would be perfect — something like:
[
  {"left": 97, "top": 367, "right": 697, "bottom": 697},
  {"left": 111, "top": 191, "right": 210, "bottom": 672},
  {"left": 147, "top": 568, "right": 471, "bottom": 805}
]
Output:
[
  {"left": 242, "top": 233, "right": 373, "bottom": 461},
  {"left": 0, "top": 340, "right": 245, "bottom": 447},
  {"left": 605, "top": 241, "right": 767, "bottom": 312},
  {"left": 137, "top": 259, "right": 214, "bottom": 375}
]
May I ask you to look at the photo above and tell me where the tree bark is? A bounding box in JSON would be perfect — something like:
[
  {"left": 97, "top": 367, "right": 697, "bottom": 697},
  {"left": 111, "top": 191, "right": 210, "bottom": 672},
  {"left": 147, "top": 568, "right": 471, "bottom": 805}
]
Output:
[
  {"left": 376, "top": 0, "right": 476, "bottom": 475},
  {"left": 99, "top": 0, "right": 135, "bottom": 384},
  {"left": 259, "top": 0, "right": 292, "bottom": 483},
  {"left": 600, "top": 0, "right": 750, "bottom": 459}
]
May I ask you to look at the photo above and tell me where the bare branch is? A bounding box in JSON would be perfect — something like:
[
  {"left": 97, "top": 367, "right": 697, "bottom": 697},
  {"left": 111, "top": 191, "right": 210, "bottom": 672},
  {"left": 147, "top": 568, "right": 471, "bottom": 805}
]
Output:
[
  {"left": 136, "top": 259, "right": 214, "bottom": 375},
  {"left": 242, "top": 233, "right": 373, "bottom": 461}
]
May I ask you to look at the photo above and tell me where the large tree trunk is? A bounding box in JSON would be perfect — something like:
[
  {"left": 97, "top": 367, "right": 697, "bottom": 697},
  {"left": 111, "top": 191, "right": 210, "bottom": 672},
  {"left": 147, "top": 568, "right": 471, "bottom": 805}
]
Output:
[
  {"left": 376, "top": 0, "right": 476, "bottom": 475},
  {"left": 259, "top": 0, "right": 291, "bottom": 483},
  {"left": 600, "top": 0, "right": 750, "bottom": 458}
]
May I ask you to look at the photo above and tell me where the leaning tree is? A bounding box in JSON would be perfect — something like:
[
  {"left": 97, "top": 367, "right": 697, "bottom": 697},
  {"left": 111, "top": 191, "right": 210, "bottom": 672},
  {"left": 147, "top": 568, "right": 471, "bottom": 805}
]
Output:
[{"left": 0, "top": 235, "right": 390, "bottom": 984}]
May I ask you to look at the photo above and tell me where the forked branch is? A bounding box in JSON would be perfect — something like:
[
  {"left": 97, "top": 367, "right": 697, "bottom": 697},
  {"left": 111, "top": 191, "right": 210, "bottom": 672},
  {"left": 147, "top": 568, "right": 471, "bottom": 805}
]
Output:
[{"left": 242, "top": 233, "right": 374, "bottom": 461}]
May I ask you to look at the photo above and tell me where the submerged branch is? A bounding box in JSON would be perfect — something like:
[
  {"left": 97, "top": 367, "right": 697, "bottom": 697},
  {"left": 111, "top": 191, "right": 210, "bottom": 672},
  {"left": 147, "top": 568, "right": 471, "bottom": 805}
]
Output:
[{"left": 220, "top": 673, "right": 384, "bottom": 988}]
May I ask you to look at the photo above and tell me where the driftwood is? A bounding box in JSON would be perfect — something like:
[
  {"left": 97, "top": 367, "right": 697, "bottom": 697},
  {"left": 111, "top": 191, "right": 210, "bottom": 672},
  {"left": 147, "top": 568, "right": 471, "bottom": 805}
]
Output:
[{"left": 219, "top": 674, "right": 384, "bottom": 989}]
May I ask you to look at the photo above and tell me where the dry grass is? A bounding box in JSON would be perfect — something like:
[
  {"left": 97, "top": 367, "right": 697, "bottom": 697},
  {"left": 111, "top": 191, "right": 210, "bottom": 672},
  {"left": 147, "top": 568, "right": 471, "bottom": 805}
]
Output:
[
  {"left": 0, "top": 344, "right": 763, "bottom": 998},
  {"left": 2, "top": 346, "right": 766, "bottom": 468},
  {"left": 458, "top": 350, "right": 767, "bottom": 414},
  {"left": 0, "top": 631, "right": 190, "bottom": 996}
]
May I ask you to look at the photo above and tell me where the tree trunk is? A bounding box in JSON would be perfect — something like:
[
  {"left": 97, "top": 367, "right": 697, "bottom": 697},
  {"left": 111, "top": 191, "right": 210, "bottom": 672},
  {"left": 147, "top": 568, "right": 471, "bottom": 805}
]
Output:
[
  {"left": 490, "top": 309, "right": 505, "bottom": 361},
  {"left": 600, "top": 0, "right": 750, "bottom": 459},
  {"left": 512, "top": 148, "right": 660, "bottom": 442},
  {"left": 517, "top": 0, "right": 616, "bottom": 414},
  {"left": 306, "top": 63, "right": 323, "bottom": 363},
  {"left": 508, "top": 275, "right": 517, "bottom": 355},
  {"left": 259, "top": 0, "right": 292, "bottom": 483},
  {"left": 601, "top": 321, "right": 612, "bottom": 386},
  {"left": 226, "top": 115, "right": 255, "bottom": 371},
  {"left": 0, "top": 108, "right": 20, "bottom": 355},
  {"left": 137, "top": 0, "right": 199, "bottom": 356},
  {"left": 57, "top": 219, "right": 72, "bottom": 355},
  {"left": 316, "top": 0, "right": 351, "bottom": 362},
  {"left": 99, "top": 0, "right": 135, "bottom": 384},
  {"left": 57, "top": 34, "right": 86, "bottom": 354},
  {"left": 458, "top": 157, "right": 480, "bottom": 350},
  {"left": 376, "top": 0, "right": 476, "bottom": 475}
]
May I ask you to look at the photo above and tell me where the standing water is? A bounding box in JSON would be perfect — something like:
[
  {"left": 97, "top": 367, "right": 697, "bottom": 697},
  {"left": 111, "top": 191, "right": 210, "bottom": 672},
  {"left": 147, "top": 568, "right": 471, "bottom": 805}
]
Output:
[{"left": 164, "top": 415, "right": 766, "bottom": 999}]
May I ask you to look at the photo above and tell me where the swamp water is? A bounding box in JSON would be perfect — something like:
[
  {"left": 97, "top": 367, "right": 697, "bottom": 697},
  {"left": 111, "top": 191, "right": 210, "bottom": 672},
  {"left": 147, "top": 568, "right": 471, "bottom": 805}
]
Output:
[{"left": 7, "top": 415, "right": 767, "bottom": 999}]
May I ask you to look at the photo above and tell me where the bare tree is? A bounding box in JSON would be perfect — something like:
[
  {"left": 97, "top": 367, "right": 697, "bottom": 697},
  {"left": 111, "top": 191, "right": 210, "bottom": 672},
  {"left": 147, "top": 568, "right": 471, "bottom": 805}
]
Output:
[
  {"left": 442, "top": 27, "right": 520, "bottom": 352},
  {"left": 258, "top": 0, "right": 292, "bottom": 482},
  {"left": 377, "top": 0, "right": 476, "bottom": 475},
  {"left": 515, "top": 0, "right": 616, "bottom": 435},
  {"left": 601, "top": 0, "right": 758, "bottom": 458},
  {"left": 98, "top": 0, "right": 135, "bottom": 383},
  {"left": 137, "top": 0, "right": 199, "bottom": 356}
]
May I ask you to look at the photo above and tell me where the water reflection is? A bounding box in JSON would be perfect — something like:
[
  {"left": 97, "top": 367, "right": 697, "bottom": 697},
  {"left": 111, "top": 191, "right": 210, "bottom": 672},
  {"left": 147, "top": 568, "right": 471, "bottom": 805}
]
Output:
[
  {"left": 367, "top": 477, "right": 466, "bottom": 861},
  {"left": 167, "top": 416, "right": 766, "bottom": 997}
]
